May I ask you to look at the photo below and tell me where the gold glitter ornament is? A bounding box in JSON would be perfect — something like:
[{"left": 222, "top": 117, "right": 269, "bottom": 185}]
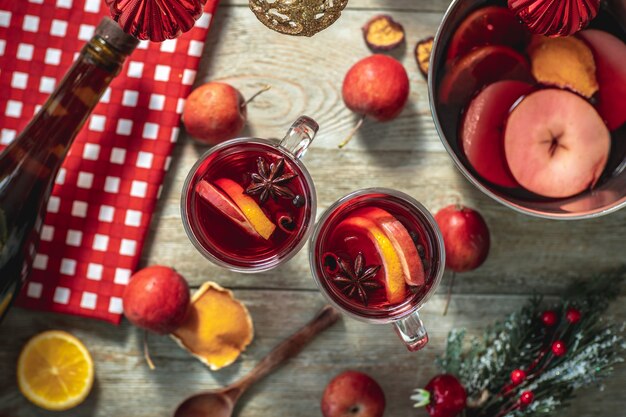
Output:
[{"left": 249, "top": 0, "right": 349, "bottom": 37}]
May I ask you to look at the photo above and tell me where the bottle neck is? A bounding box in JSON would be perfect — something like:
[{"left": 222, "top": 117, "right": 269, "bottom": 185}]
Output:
[{"left": 1, "top": 33, "right": 134, "bottom": 179}]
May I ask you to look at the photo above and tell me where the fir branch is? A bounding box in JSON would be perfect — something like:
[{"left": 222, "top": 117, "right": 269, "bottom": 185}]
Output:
[{"left": 432, "top": 269, "right": 626, "bottom": 417}]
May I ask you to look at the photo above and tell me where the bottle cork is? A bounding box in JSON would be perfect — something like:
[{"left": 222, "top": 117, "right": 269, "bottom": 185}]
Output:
[{"left": 95, "top": 17, "right": 139, "bottom": 55}]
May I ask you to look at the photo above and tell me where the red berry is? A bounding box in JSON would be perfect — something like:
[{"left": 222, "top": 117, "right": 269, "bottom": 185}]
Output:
[
  {"left": 519, "top": 390, "right": 534, "bottom": 406},
  {"left": 566, "top": 308, "right": 582, "bottom": 324},
  {"left": 541, "top": 310, "right": 558, "bottom": 327},
  {"left": 510, "top": 369, "right": 526, "bottom": 385},
  {"left": 552, "top": 340, "right": 567, "bottom": 356},
  {"left": 424, "top": 374, "right": 467, "bottom": 417}
]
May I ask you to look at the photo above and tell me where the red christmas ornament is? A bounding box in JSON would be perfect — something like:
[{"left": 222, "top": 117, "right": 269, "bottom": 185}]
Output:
[
  {"left": 105, "top": 0, "right": 207, "bottom": 42},
  {"left": 510, "top": 369, "right": 527, "bottom": 385},
  {"left": 566, "top": 307, "right": 582, "bottom": 324},
  {"left": 541, "top": 310, "right": 558, "bottom": 327},
  {"left": 552, "top": 340, "right": 567, "bottom": 356},
  {"left": 508, "top": 0, "right": 600, "bottom": 37},
  {"left": 519, "top": 390, "right": 534, "bottom": 406}
]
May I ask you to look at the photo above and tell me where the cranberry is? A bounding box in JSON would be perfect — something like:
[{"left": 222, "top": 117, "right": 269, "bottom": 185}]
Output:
[
  {"left": 510, "top": 369, "right": 526, "bottom": 385},
  {"left": 552, "top": 340, "right": 567, "bottom": 357},
  {"left": 541, "top": 310, "right": 558, "bottom": 327},
  {"left": 566, "top": 308, "right": 582, "bottom": 324},
  {"left": 519, "top": 390, "right": 534, "bottom": 407}
]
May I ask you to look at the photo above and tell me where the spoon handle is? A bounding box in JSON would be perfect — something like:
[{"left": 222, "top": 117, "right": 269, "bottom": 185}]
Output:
[{"left": 237, "top": 305, "right": 340, "bottom": 391}]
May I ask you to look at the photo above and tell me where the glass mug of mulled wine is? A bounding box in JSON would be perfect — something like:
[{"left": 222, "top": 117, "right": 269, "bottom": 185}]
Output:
[
  {"left": 309, "top": 189, "right": 445, "bottom": 351},
  {"left": 181, "top": 116, "right": 318, "bottom": 272}
]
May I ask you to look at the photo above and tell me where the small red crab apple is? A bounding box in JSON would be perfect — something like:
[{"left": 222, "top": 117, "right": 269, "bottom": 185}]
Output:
[
  {"left": 434, "top": 204, "right": 491, "bottom": 315},
  {"left": 123, "top": 265, "right": 191, "bottom": 369},
  {"left": 183, "top": 82, "right": 270, "bottom": 145},
  {"left": 412, "top": 374, "right": 467, "bottom": 417},
  {"left": 321, "top": 371, "right": 386, "bottom": 417},
  {"left": 339, "top": 54, "right": 409, "bottom": 148}
]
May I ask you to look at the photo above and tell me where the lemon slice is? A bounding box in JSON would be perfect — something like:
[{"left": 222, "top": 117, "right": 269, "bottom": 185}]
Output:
[{"left": 17, "top": 330, "right": 94, "bottom": 411}]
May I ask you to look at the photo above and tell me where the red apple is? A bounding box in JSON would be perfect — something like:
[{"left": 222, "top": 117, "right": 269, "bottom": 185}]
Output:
[
  {"left": 343, "top": 54, "right": 409, "bottom": 122},
  {"left": 340, "top": 55, "right": 409, "bottom": 148},
  {"left": 183, "top": 82, "right": 246, "bottom": 145},
  {"left": 434, "top": 205, "right": 490, "bottom": 273},
  {"left": 420, "top": 374, "right": 467, "bottom": 417},
  {"left": 439, "top": 45, "right": 533, "bottom": 107},
  {"left": 447, "top": 6, "right": 530, "bottom": 60},
  {"left": 461, "top": 80, "right": 534, "bottom": 188},
  {"left": 123, "top": 266, "right": 190, "bottom": 334},
  {"left": 578, "top": 30, "right": 626, "bottom": 130},
  {"left": 321, "top": 371, "right": 385, "bottom": 417},
  {"left": 504, "top": 89, "right": 610, "bottom": 198},
  {"left": 195, "top": 179, "right": 260, "bottom": 238}
]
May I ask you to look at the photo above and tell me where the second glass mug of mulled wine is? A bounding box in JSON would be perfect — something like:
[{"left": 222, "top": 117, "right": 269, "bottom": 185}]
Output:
[
  {"left": 309, "top": 188, "right": 445, "bottom": 351},
  {"left": 181, "top": 116, "right": 318, "bottom": 272}
]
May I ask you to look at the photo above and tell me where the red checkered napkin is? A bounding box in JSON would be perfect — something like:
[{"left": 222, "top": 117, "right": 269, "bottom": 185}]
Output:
[{"left": 0, "top": 0, "right": 218, "bottom": 323}]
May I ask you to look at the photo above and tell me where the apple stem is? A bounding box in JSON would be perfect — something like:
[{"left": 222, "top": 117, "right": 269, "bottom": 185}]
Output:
[
  {"left": 443, "top": 271, "right": 456, "bottom": 316},
  {"left": 411, "top": 388, "right": 431, "bottom": 408},
  {"left": 242, "top": 84, "right": 271, "bottom": 108},
  {"left": 143, "top": 331, "right": 156, "bottom": 370},
  {"left": 338, "top": 114, "right": 366, "bottom": 149}
]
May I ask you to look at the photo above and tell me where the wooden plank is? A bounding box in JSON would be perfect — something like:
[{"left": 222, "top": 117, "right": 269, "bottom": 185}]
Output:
[
  {"left": 1, "top": 293, "right": 625, "bottom": 417},
  {"left": 141, "top": 6, "right": 626, "bottom": 294}
]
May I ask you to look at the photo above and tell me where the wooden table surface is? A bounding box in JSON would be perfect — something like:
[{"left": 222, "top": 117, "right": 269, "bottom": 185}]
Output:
[{"left": 2, "top": 1, "right": 626, "bottom": 416}]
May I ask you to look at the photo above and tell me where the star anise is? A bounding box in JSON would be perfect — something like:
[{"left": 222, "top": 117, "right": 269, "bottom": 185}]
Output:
[
  {"left": 332, "top": 252, "right": 382, "bottom": 306},
  {"left": 245, "top": 157, "right": 297, "bottom": 204}
]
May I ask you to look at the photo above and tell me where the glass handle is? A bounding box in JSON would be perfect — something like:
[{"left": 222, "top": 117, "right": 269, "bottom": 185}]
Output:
[
  {"left": 393, "top": 310, "right": 429, "bottom": 351},
  {"left": 279, "top": 115, "right": 319, "bottom": 160}
]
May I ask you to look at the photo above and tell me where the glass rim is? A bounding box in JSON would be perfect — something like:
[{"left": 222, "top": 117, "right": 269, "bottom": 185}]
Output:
[
  {"left": 308, "top": 187, "right": 446, "bottom": 323},
  {"left": 180, "top": 137, "right": 317, "bottom": 273}
]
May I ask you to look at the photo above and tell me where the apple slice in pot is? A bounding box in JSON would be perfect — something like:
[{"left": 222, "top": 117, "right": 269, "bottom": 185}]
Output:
[
  {"left": 504, "top": 89, "right": 611, "bottom": 198},
  {"left": 578, "top": 30, "right": 626, "bottom": 131},
  {"left": 461, "top": 80, "right": 535, "bottom": 188}
]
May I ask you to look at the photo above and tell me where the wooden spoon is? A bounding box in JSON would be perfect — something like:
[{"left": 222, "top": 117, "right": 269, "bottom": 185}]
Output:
[{"left": 173, "top": 305, "right": 341, "bottom": 417}]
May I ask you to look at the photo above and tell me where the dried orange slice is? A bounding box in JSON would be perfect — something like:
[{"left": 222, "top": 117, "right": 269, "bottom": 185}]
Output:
[
  {"left": 172, "top": 282, "right": 254, "bottom": 370},
  {"left": 17, "top": 330, "right": 94, "bottom": 411}
]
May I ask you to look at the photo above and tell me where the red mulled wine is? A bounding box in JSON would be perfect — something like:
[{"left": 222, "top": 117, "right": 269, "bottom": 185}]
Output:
[
  {"left": 310, "top": 190, "right": 444, "bottom": 321},
  {"left": 434, "top": 1, "right": 626, "bottom": 202},
  {"left": 182, "top": 139, "right": 315, "bottom": 272}
]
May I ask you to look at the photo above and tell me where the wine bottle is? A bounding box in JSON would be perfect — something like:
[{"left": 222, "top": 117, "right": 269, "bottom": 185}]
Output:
[{"left": 0, "top": 18, "right": 138, "bottom": 322}]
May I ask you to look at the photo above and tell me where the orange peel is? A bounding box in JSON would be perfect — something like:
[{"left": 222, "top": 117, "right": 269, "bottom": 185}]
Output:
[
  {"left": 171, "top": 282, "right": 254, "bottom": 371},
  {"left": 528, "top": 35, "right": 598, "bottom": 98}
]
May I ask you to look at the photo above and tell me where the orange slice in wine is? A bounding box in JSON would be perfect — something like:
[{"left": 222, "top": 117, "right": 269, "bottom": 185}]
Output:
[
  {"left": 336, "top": 215, "right": 407, "bottom": 304},
  {"left": 355, "top": 207, "right": 425, "bottom": 286},
  {"left": 195, "top": 179, "right": 261, "bottom": 238},
  {"left": 214, "top": 178, "right": 276, "bottom": 240}
]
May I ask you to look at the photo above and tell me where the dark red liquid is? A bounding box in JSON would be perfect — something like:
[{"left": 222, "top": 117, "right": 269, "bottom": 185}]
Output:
[
  {"left": 312, "top": 192, "right": 443, "bottom": 320},
  {"left": 184, "top": 141, "right": 313, "bottom": 270},
  {"left": 435, "top": 1, "right": 626, "bottom": 202}
]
